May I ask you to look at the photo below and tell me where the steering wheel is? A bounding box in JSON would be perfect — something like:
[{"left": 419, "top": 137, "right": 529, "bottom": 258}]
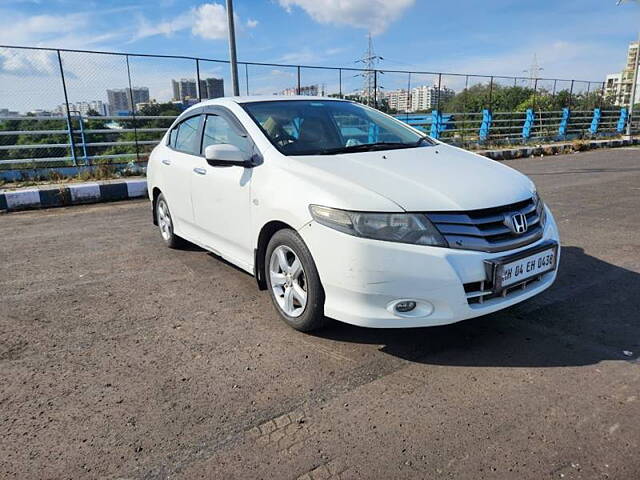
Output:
[{"left": 272, "top": 130, "right": 295, "bottom": 147}]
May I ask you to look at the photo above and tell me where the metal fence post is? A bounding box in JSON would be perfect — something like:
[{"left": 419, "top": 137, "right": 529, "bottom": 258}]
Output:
[
  {"left": 245, "top": 63, "right": 249, "bottom": 95},
  {"left": 436, "top": 73, "right": 442, "bottom": 111},
  {"left": 196, "top": 59, "right": 202, "bottom": 101},
  {"left": 569, "top": 80, "right": 575, "bottom": 109},
  {"left": 589, "top": 107, "right": 601, "bottom": 135},
  {"left": 522, "top": 108, "right": 535, "bottom": 140},
  {"left": 559, "top": 107, "right": 570, "bottom": 139},
  {"left": 296, "top": 66, "right": 301, "bottom": 95},
  {"left": 406, "top": 72, "right": 412, "bottom": 121},
  {"left": 338, "top": 69, "right": 342, "bottom": 98},
  {"left": 616, "top": 108, "right": 628, "bottom": 134},
  {"left": 430, "top": 109, "right": 441, "bottom": 139},
  {"left": 479, "top": 109, "right": 492, "bottom": 142},
  {"left": 488, "top": 76, "right": 494, "bottom": 111},
  {"left": 373, "top": 70, "right": 378, "bottom": 108},
  {"left": 56, "top": 50, "right": 77, "bottom": 166},
  {"left": 462, "top": 75, "right": 469, "bottom": 144},
  {"left": 125, "top": 55, "right": 140, "bottom": 163},
  {"left": 75, "top": 112, "right": 89, "bottom": 164}
]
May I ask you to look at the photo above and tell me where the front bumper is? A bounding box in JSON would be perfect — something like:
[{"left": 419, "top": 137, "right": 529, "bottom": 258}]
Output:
[{"left": 298, "top": 206, "right": 560, "bottom": 328}]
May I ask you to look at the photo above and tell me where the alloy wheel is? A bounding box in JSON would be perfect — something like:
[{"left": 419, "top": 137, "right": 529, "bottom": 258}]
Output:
[
  {"left": 269, "top": 245, "right": 308, "bottom": 317},
  {"left": 157, "top": 199, "right": 172, "bottom": 241}
]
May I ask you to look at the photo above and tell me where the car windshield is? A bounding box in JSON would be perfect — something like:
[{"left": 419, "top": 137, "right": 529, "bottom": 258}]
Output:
[{"left": 241, "top": 100, "right": 434, "bottom": 156}]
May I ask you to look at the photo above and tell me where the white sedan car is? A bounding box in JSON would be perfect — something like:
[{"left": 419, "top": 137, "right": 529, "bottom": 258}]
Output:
[{"left": 147, "top": 96, "right": 559, "bottom": 331}]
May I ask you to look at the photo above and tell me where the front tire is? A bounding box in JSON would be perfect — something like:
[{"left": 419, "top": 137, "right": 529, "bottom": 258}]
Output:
[
  {"left": 155, "top": 193, "right": 183, "bottom": 249},
  {"left": 265, "top": 229, "right": 326, "bottom": 332}
]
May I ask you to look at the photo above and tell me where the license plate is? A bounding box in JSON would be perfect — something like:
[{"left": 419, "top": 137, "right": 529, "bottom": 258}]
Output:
[{"left": 493, "top": 244, "right": 557, "bottom": 290}]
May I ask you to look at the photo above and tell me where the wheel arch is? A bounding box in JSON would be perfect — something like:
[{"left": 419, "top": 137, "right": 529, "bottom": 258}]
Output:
[
  {"left": 254, "top": 220, "right": 294, "bottom": 290},
  {"left": 151, "top": 187, "right": 162, "bottom": 225}
]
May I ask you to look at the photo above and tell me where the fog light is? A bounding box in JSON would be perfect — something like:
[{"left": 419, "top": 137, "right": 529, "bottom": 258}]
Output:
[{"left": 395, "top": 300, "right": 417, "bottom": 313}]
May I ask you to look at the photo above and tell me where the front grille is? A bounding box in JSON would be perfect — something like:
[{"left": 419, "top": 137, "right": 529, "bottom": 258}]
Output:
[
  {"left": 464, "top": 273, "right": 546, "bottom": 306},
  {"left": 425, "top": 197, "right": 544, "bottom": 253}
]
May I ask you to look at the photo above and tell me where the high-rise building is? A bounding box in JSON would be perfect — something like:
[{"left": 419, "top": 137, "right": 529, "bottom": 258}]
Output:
[
  {"left": 410, "top": 85, "right": 455, "bottom": 111},
  {"left": 130, "top": 87, "right": 150, "bottom": 109},
  {"left": 107, "top": 89, "right": 129, "bottom": 115},
  {"left": 383, "top": 85, "right": 455, "bottom": 112},
  {"left": 107, "top": 87, "right": 150, "bottom": 115},
  {"left": 385, "top": 89, "right": 410, "bottom": 112},
  {"left": 172, "top": 77, "right": 225, "bottom": 102},
  {"left": 56, "top": 100, "right": 107, "bottom": 116},
  {"left": 172, "top": 79, "right": 198, "bottom": 102},
  {"left": 201, "top": 77, "right": 224, "bottom": 99},
  {"left": 279, "top": 85, "right": 319, "bottom": 96},
  {"left": 604, "top": 41, "right": 639, "bottom": 106},
  {"left": 0, "top": 108, "right": 19, "bottom": 117}
]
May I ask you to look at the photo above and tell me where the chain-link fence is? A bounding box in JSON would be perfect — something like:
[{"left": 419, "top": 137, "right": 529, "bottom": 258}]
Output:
[{"left": 1, "top": 45, "right": 638, "bottom": 178}]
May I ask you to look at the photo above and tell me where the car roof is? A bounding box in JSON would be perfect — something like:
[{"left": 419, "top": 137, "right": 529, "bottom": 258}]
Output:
[{"left": 198, "top": 95, "right": 352, "bottom": 107}]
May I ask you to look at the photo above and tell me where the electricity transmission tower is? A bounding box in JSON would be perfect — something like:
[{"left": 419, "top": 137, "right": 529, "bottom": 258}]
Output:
[
  {"left": 355, "top": 33, "right": 383, "bottom": 106},
  {"left": 523, "top": 53, "right": 543, "bottom": 88}
]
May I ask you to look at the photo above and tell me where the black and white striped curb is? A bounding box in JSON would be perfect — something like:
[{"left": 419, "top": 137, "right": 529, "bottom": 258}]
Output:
[
  {"left": 0, "top": 179, "right": 147, "bottom": 213},
  {"left": 479, "top": 137, "right": 639, "bottom": 161}
]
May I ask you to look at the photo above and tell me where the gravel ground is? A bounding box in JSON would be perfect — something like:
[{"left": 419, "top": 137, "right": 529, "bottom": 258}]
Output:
[{"left": 1, "top": 148, "right": 639, "bottom": 479}]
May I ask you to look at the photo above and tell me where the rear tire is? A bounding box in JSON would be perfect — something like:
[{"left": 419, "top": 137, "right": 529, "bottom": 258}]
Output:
[
  {"left": 265, "top": 229, "right": 326, "bottom": 332},
  {"left": 155, "top": 193, "right": 183, "bottom": 249}
]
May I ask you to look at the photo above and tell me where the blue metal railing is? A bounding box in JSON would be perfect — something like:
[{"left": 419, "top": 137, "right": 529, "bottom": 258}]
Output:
[{"left": 394, "top": 107, "right": 634, "bottom": 144}]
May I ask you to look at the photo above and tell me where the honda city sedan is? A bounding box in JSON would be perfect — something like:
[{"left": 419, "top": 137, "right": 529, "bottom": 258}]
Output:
[{"left": 147, "top": 96, "right": 559, "bottom": 331}]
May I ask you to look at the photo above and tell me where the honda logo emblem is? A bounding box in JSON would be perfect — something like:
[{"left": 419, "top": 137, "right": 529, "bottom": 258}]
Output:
[{"left": 507, "top": 213, "right": 528, "bottom": 234}]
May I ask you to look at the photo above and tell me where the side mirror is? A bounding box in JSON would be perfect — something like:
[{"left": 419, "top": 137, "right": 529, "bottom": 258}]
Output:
[{"left": 204, "top": 144, "right": 252, "bottom": 167}]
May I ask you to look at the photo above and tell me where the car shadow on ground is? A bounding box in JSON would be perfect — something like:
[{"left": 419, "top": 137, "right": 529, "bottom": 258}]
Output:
[{"left": 313, "top": 246, "right": 640, "bottom": 368}]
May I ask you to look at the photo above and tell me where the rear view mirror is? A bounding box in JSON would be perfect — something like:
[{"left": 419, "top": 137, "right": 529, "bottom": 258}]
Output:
[{"left": 205, "top": 144, "right": 252, "bottom": 167}]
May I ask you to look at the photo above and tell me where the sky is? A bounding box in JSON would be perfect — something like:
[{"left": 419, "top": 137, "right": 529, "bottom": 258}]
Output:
[{"left": 0, "top": 0, "right": 639, "bottom": 112}]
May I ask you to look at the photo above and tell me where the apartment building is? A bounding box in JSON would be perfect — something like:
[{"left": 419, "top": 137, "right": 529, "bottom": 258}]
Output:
[{"left": 604, "top": 41, "right": 639, "bottom": 106}]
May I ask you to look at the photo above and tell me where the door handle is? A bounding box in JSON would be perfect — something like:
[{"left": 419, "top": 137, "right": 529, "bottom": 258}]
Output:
[
  {"left": 161, "top": 159, "right": 171, "bottom": 166},
  {"left": 193, "top": 168, "right": 207, "bottom": 175}
]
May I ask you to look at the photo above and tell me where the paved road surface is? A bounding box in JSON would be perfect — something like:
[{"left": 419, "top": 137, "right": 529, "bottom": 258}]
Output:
[{"left": 1, "top": 148, "right": 639, "bottom": 479}]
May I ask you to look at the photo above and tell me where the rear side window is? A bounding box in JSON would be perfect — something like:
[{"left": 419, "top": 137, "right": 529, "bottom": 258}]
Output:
[{"left": 172, "top": 115, "right": 201, "bottom": 154}]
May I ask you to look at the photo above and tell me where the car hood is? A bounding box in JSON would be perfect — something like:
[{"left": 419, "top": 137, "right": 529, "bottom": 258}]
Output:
[{"left": 293, "top": 144, "right": 535, "bottom": 211}]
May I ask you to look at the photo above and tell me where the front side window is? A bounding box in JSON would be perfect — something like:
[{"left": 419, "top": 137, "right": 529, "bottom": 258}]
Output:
[
  {"left": 201, "top": 114, "right": 250, "bottom": 154},
  {"left": 173, "top": 115, "right": 201, "bottom": 154},
  {"left": 241, "top": 100, "right": 433, "bottom": 156}
]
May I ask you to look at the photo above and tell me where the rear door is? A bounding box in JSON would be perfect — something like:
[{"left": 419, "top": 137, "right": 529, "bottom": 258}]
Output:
[{"left": 159, "top": 113, "right": 203, "bottom": 231}]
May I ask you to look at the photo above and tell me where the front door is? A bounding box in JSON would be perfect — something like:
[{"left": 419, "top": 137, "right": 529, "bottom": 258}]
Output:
[{"left": 190, "top": 112, "right": 254, "bottom": 271}]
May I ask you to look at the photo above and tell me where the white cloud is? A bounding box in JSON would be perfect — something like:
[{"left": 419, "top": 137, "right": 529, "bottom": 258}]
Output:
[
  {"left": 192, "top": 3, "right": 228, "bottom": 40},
  {"left": 438, "top": 40, "right": 624, "bottom": 83},
  {"left": 134, "top": 13, "right": 193, "bottom": 41},
  {"left": 277, "top": 49, "right": 320, "bottom": 64},
  {"left": 0, "top": 47, "right": 57, "bottom": 77},
  {"left": 0, "top": 12, "right": 123, "bottom": 78},
  {"left": 133, "top": 3, "right": 256, "bottom": 42},
  {"left": 0, "top": 13, "right": 87, "bottom": 45},
  {"left": 278, "top": 0, "right": 415, "bottom": 35}
]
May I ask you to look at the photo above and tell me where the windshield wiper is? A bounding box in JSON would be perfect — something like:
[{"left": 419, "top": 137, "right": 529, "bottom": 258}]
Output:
[{"left": 319, "top": 142, "right": 420, "bottom": 155}]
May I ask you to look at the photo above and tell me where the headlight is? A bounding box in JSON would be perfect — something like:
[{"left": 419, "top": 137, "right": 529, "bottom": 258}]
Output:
[
  {"left": 533, "top": 191, "right": 547, "bottom": 228},
  {"left": 309, "top": 205, "right": 448, "bottom": 247}
]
